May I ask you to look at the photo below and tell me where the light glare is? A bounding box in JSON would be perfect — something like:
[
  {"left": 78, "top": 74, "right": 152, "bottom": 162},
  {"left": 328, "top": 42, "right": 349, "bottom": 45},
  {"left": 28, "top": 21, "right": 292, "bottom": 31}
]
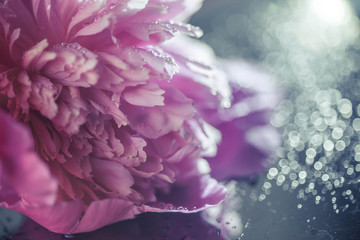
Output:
[{"left": 310, "top": 0, "right": 349, "bottom": 24}]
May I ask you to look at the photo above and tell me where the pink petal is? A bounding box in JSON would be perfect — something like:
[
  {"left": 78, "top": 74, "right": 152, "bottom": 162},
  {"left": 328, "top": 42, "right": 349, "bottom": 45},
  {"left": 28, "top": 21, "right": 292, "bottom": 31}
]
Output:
[
  {"left": 150, "top": 0, "right": 204, "bottom": 21},
  {"left": 207, "top": 121, "right": 271, "bottom": 179},
  {"left": 2, "top": 0, "right": 40, "bottom": 60},
  {"left": 205, "top": 61, "right": 281, "bottom": 179},
  {"left": 122, "top": 82, "right": 165, "bottom": 107},
  {"left": 43, "top": 43, "right": 99, "bottom": 87},
  {"left": 90, "top": 159, "right": 134, "bottom": 198},
  {"left": 0, "top": 110, "right": 57, "bottom": 206},
  {"left": 13, "top": 199, "right": 136, "bottom": 234},
  {"left": 73, "top": 15, "right": 111, "bottom": 39},
  {"left": 123, "top": 88, "right": 194, "bottom": 139},
  {"left": 28, "top": 74, "right": 59, "bottom": 119},
  {"left": 82, "top": 88, "right": 128, "bottom": 127},
  {"left": 72, "top": 198, "right": 137, "bottom": 233},
  {"left": 131, "top": 156, "right": 163, "bottom": 178},
  {"left": 13, "top": 200, "right": 84, "bottom": 234},
  {"left": 9, "top": 152, "right": 57, "bottom": 205},
  {"left": 144, "top": 175, "right": 226, "bottom": 213},
  {"left": 22, "top": 39, "right": 49, "bottom": 70},
  {"left": 52, "top": 87, "right": 88, "bottom": 135},
  {"left": 67, "top": 0, "right": 105, "bottom": 38}
]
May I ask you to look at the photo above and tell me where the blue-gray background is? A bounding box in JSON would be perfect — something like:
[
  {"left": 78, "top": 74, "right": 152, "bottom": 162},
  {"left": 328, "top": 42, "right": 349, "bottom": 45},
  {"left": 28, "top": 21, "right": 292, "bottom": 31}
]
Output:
[{"left": 190, "top": 0, "right": 360, "bottom": 239}]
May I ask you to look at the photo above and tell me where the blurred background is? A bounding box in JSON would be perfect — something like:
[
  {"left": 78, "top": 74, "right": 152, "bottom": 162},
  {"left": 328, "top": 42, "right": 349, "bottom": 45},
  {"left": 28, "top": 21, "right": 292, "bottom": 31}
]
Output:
[
  {"left": 2, "top": 0, "right": 360, "bottom": 239},
  {"left": 190, "top": 0, "right": 360, "bottom": 239}
]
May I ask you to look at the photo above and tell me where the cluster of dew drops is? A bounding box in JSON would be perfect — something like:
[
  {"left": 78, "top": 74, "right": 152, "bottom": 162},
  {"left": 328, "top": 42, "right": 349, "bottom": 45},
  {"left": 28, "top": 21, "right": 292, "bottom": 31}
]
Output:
[{"left": 263, "top": 87, "right": 360, "bottom": 213}]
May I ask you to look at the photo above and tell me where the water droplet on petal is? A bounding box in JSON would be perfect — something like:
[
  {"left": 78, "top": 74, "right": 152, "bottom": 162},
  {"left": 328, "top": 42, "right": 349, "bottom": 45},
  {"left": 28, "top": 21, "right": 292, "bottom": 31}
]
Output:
[{"left": 165, "top": 203, "right": 174, "bottom": 210}]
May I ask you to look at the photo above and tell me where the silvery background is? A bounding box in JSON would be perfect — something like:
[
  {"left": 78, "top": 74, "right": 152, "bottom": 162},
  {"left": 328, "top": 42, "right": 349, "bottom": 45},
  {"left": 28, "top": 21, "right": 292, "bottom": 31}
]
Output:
[{"left": 191, "top": 0, "right": 360, "bottom": 239}]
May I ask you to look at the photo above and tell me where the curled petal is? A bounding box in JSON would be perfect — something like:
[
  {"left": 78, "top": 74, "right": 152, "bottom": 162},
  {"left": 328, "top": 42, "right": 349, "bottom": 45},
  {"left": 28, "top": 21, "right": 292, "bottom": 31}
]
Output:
[
  {"left": 52, "top": 87, "right": 88, "bottom": 135},
  {"left": 66, "top": 0, "right": 106, "bottom": 39},
  {"left": 122, "top": 82, "right": 165, "bottom": 107},
  {"left": 123, "top": 88, "right": 194, "bottom": 139},
  {"left": 22, "top": 39, "right": 50, "bottom": 70},
  {"left": 28, "top": 74, "right": 59, "bottom": 119},
  {"left": 43, "top": 43, "right": 99, "bottom": 88},
  {"left": 82, "top": 88, "right": 128, "bottom": 127}
]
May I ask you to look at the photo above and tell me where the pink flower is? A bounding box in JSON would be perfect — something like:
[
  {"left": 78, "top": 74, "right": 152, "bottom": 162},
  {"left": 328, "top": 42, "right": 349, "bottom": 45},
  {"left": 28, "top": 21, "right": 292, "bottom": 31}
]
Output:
[
  {"left": 162, "top": 37, "right": 281, "bottom": 180},
  {"left": 0, "top": 0, "right": 279, "bottom": 235}
]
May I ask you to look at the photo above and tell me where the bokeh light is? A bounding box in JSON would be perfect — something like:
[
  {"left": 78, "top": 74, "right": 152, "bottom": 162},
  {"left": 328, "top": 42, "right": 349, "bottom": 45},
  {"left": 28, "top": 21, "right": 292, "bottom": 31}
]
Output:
[{"left": 190, "top": 0, "right": 360, "bottom": 239}]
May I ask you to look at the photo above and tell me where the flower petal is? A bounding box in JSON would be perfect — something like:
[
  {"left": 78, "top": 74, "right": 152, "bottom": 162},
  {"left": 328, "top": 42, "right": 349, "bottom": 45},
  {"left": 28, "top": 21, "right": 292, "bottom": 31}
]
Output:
[
  {"left": 13, "top": 200, "right": 84, "bottom": 234},
  {"left": 0, "top": 110, "right": 57, "bottom": 206},
  {"left": 144, "top": 175, "right": 226, "bottom": 213},
  {"left": 72, "top": 198, "right": 137, "bottom": 234},
  {"left": 123, "top": 88, "right": 194, "bottom": 139},
  {"left": 206, "top": 61, "right": 281, "bottom": 179},
  {"left": 90, "top": 159, "right": 134, "bottom": 198},
  {"left": 43, "top": 43, "right": 99, "bottom": 88},
  {"left": 122, "top": 82, "right": 165, "bottom": 107}
]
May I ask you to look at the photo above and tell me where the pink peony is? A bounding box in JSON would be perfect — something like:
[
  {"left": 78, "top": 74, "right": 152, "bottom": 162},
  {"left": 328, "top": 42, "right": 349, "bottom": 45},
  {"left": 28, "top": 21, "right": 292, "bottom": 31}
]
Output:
[
  {"left": 162, "top": 37, "right": 280, "bottom": 180},
  {"left": 0, "top": 0, "right": 279, "bottom": 235}
]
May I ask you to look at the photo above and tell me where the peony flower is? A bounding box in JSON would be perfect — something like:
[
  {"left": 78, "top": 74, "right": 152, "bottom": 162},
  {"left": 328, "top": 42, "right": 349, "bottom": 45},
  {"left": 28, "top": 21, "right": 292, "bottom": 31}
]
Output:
[
  {"left": 0, "top": 0, "right": 279, "bottom": 235},
  {"left": 162, "top": 36, "right": 280, "bottom": 180}
]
